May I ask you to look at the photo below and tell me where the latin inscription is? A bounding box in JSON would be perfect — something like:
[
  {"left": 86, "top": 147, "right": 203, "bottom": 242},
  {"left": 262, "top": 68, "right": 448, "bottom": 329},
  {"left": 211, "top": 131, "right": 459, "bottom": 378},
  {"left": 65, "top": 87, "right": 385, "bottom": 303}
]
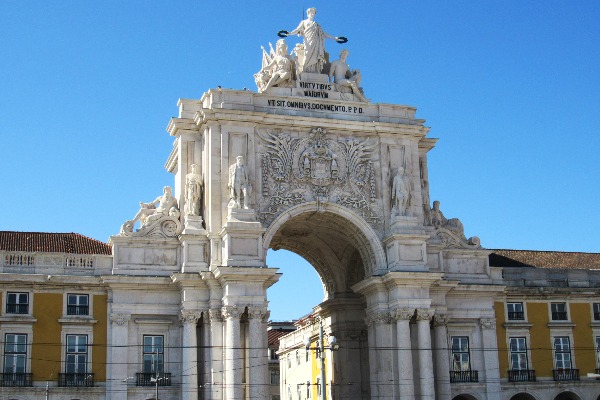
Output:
[{"left": 267, "top": 99, "right": 363, "bottom": 114}]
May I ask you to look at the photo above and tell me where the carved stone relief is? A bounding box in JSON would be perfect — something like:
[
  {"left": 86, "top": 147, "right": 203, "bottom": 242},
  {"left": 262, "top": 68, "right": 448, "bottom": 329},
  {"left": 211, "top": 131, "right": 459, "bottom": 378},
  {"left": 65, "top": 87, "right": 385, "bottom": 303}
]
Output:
[{"left": 258, "top": 127, "right": 382, "bottom": 230}]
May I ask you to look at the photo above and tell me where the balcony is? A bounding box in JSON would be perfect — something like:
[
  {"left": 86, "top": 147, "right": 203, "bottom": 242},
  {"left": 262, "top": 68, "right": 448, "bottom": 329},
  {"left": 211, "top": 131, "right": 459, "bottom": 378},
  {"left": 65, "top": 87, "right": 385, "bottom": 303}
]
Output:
[
  {"left": 508, "top": 369, "right": 536, "bottom": 382},
  {"left": 0, "top": 373, "right": 32, "bottom": 387},
  {"left": 67, "top": 305, "right": 89, "bottom": 316},
  {"left": 58, "top": 373, "right": 95, "bottom": 387},
  {"left": 136, "top": 372, "right": 172, "bottom": 386},
  {"left": 552, "top": 369, "right": 579, "bottom": 381},
  {"left": 449, "top": 370, "right": 479, "bottom": 383},
  {"left": 5, "top": 304, "right": 28, "bottom": 314},
  {"left": 507, "top": 311, "right": 524, "bottom": 321}
]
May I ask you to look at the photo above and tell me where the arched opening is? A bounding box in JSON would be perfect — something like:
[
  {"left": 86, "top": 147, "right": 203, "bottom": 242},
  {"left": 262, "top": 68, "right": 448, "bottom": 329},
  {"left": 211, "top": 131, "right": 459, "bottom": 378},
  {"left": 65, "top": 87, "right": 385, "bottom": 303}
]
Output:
[
  {"left": 510, "top": 393, "right": 537, "bottom": 400},
  {"left": 554, "top": 392, "right": 581, "bottom": 400},
  {"left": 453, "top": 395, "right": 479, "bottom": 400},
  {"left": 264, "top": 203, "right": 382, "bottom": 400}
]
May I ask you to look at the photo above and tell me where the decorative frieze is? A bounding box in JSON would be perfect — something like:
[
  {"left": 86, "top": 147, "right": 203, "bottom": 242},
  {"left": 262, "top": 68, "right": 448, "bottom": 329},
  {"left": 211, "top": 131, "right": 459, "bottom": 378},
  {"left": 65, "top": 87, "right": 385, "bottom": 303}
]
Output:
[{"left": 480, "top": 318, "right": 496, "bottom": 330}]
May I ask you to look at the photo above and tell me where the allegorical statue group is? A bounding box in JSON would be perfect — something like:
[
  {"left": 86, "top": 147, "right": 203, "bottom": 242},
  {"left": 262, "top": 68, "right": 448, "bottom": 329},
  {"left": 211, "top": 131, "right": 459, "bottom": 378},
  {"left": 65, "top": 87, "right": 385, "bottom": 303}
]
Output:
[{"left": 254, "top": 8, "right": 367, "bottom": 102}]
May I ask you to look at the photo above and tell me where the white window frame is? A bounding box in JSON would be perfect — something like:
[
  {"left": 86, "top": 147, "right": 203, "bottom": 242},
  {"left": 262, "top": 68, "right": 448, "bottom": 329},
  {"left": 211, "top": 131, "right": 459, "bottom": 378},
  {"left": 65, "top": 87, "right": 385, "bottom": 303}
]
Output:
[
  {"left": 3, "top": 333, "right": 28, "bottom": 374},
  {"left": 450, "top": 336, "right": 472, "bottom": 371},
  {"left": 553, "top": 336, "right": 574, "bottom": 370},
  {"left": 0, "top": 325, "right": 33, "bottom": 375},
  {"left": 550, "top": 302, "right": 569, "bottom": 321},
  {"left": 2, "top": 290, "right": 34, "bottom": 317},
  {"left": 65, "top": 334, "right": 89, "bottom": 374},
  {"left": 506, "top": 302, "right": 525, "bottom": 321},
  {"left": 593, "top": 303, "right": 600, "bottom": 322},
  {"left": 61, "top": 325, "right": 93, "bottom": 374},
  {"left": 508, "top": 337, "right": 529, "bottom": 370},
  {"left": 65, "top": 293, "right": 91, "bottom": 317},
  {"left": 595, "top": 336, "right": 600, "bottom": 370},
  {"left": 136, "top": 320, "right": 172, "bottom": 374}
]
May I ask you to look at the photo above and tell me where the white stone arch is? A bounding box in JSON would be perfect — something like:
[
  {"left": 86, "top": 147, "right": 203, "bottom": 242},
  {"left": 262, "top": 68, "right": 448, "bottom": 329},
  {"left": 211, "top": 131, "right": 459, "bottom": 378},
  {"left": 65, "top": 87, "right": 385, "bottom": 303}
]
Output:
[
  {"left": 452, "top": 393, "right": 483, "bottom": 400},
  {"left": 263, "top": 201, "right": 387, "bottom": 284},
  {"left": 552, "top": 390, "right": 584, "bottom": 400},
  {"left": 506, "top": 391, "right": 540, "bottom": 400}
]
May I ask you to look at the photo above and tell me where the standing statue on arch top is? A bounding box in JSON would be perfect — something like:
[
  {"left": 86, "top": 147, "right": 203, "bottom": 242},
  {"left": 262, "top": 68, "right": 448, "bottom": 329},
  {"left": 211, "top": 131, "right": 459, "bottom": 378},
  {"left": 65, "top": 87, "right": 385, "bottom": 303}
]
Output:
[
  {"left": 280, "top": 7, "right": 347, "bottom": 74},
  {"left": 228, "top": 156, "right": 251, "bottom": 209}
]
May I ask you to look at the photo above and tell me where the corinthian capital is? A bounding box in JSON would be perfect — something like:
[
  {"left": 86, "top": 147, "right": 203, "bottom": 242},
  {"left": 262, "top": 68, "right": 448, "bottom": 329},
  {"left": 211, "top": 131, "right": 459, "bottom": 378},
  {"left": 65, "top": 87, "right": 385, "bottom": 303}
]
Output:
[
  {"left": 110, "top": 313, "right": 131, "bottom": 325},
  {"left": 392, "top": 308, "right": 414, "bottom": 321},
  {"left": 222, "top": 305, "right": 244, "bottom": 320},
  {"left": 180, "top": 310, "right": 202, "bottom": 325},
  {"left": 365, "top": 311, "right": 391, "bottom": 327},
  {"left": 247, "top": 305, "right": 268, "bottom": 320},
  {"left": 480, "top": 318, "right": 496, "bottom": 330},
  {"left": 415, "top": 308, "right": 434, "bottom": 321},
  {"left": 433, "top": 314, "right": 449, "bottom": 327},
  {"left": 209, "top": 308, "right": 223, "bottom": 323}
]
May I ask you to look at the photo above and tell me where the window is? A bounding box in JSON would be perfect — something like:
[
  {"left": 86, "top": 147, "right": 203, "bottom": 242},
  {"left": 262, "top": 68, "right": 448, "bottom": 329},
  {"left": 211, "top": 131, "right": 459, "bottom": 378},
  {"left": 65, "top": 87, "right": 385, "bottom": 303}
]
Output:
[
  {"left": 507, "top": 302, "right": 524, "bottom": 321},
  {"left": 6, "top": 293, "right": 29, "bottom": 314},
  {"left": 287, "top": 385, "right": 292, "bottom": 400},
  {"left": 4, "top": 334, "right": 27, "bottom": 374},
  {"left": 296, "top": 349, "right": 300, "bottom": 365},
  {"left": 270, "top": 368, "right": 280, "bottom": 385},
  {"left": 143, "top": 335, "right": 164, "bottom": 374},
  {"left": 316, "top": 378, "right": 321, "bottom": 396},
  {"left": 451, "top": 336, "right": 471, "bottom": 371},
  {"left": 297, "top": 384, "right": 302, "bottom": 399},
  {"left": 306, "top": 348, "right": 310, "bottom": 362},
  {"left": 286, "top": 355, "right": 291, "bottom": 368},
  {"left": 66, "top": 335, "right": 88, "bottom": 374},
  {"left": 67, "top": 294, "right": 89, "bottom": 316},
  {"left": 269, "top": 348, "right": 279, "bottom": 360},
  {"left": 306, "top": 380, "right": 311, "bottom": 398},
  {"left": 554, "top": 337, "right": 572, "bottom": 369},
  {"left": 596, "top": 336, "right": 600, "bottom": 370},
  {"left": 593, "top": 303, "right": 600, "bottom": 321},
  {"left": 509, "top": 337, "right": 528, "bottom": 370},
  {"left": 551, "top": 303, "right": 568, "bottom": 321}
]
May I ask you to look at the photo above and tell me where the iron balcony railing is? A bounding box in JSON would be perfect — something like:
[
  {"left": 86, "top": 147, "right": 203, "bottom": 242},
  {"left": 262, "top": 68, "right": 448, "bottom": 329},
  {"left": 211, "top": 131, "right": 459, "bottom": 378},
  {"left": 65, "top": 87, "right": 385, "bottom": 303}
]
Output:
[
  {"left": 507, "top": 311, "right": 524, "bottom": 320},
  {"left": 66, "top": 305, "right": 89, "bottom": 316},
  {"left": 58, "top": 373, "right": 94, "bottom": 387},
  {"left": 508, "top": 369, "right": 536, "bottom": 382},
  {"left": 0, "top": 373, "right": 33, "bottom": 387},
  {"left": 5, "top": 303, "right": 28, "bottom": 314},
  {"left": 449, "top": 370, "right": 479, "bottom": 383},
  {"left": 551, "top": 311, "right": 568, "bottom": 321},
  {"left": 552, "top": 369, "right": 579, "bottom": 381},
  {"left": 136, "top": 372, "right": 172, "bottom": 386}
]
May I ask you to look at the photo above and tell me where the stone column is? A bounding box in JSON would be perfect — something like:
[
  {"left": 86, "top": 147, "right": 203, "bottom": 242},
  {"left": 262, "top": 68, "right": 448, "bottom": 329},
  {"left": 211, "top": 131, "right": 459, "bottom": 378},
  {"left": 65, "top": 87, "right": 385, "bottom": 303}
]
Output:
[
  {"left": 247, "top": 306, "right": 268, "bottom": 400},
  {"left": 108, "top": 313, "right": 130, "bottom": 400},
  {"left": 200, "top": 311, "right": 211, "bottom": 399},
  {"left": 433, "top": 314, "right": 451, "bottom": 400},
  {"left": 416, "top": 308, "right": 435, "bottom": 400},
  {"left": 181, "top": 310, "right": 202, "bottom": 400},
  {"left": 222, "top": 305, "right": 244, "bottom": 400},
  {"left": 366, "top": 311, "right": 395, "bottom": 399},
  {"left": 480, "top": 318, "right": 501, "bottom": 400},
  {"left": 392, "top": 308, "right": 415, "bottom": 399},
  {"left": 209, "top": 308, "right": 224, "bottom": 400}
]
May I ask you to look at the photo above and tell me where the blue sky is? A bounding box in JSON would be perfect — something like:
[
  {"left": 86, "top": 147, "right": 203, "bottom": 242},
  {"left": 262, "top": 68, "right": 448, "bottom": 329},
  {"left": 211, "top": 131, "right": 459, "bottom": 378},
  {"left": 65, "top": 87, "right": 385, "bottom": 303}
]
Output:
[{"left": 1, "top": 1, "right": 599, "bottom": 320}]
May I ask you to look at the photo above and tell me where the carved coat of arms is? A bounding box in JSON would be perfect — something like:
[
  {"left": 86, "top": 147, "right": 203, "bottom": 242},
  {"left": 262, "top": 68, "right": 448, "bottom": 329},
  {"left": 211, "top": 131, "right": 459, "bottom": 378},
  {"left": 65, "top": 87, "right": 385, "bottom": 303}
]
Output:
[{"left": 258, "top": 127, "right": 382, "bottom": 230}]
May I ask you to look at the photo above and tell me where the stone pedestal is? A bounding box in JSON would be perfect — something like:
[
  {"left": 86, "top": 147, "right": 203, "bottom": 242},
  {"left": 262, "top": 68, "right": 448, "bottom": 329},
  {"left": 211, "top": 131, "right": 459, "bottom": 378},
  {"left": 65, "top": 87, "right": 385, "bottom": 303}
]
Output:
[{"left": 383, "top": 232, "right": 429, "bottom": 271}]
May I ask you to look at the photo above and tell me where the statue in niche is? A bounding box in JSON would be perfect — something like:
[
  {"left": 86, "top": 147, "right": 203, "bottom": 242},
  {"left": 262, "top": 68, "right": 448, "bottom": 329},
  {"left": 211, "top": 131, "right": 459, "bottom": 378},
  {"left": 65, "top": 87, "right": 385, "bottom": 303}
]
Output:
[
  {"left": 185, "top": 164, "right": 202, "bottom": 216},
  {"left": 127, "top": 186, "right": 179, "bottom": 228},
  {"left": 329, "top": 49, "right": 368, "bottom": 102},
  {"left": 431, "top": 200, "right": 466, "bottom": 238},
  {"left": 286, "top": 8, "right": 341, "bottom": 74},
  {"left": 391, "top": 166, "right": 411, "bottom": 217},
  {"left": 228, "top": 156, "right": 251, "bottom": 209},
  {"left": 255, "top": 39, "right": 295, "bottom": 93}
]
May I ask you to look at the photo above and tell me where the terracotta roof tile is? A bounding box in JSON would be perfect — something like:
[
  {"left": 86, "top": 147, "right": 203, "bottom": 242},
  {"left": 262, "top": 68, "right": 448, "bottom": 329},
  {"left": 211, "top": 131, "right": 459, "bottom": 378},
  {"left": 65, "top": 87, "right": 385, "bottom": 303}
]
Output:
[
  {"left": 0, "top": 231, "right": 111, "bottom": 255},
  {"left": 268, "top": 329, "right": 295, "bottom": 346},
  {"left": 490, "top": 249, "right": 600, "bottom": 270}
]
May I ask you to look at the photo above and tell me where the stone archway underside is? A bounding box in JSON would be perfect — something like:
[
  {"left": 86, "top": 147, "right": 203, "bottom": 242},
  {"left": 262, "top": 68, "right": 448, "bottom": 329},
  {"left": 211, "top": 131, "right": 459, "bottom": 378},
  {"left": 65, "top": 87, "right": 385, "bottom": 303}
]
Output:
[{"left": 268, "top": 209, "right": 370, "bottom": 298}]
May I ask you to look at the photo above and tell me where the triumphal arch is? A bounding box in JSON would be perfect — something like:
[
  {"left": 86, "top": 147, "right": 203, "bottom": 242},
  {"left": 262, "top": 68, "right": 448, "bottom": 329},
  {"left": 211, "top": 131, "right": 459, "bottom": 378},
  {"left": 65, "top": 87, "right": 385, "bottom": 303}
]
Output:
[{"left": 108, "top": 9, "right": 503, "bottom": 400}]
